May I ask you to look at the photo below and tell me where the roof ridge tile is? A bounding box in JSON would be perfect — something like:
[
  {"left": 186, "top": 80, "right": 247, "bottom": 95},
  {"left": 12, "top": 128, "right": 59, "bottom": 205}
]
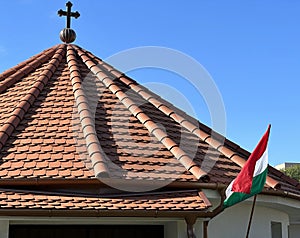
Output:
[{"left": 67, "top": 45, "right": 109, "bottom": 178}]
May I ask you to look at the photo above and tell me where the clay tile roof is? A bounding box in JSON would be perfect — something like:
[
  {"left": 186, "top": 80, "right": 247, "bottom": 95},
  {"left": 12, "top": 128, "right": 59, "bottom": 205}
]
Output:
[
  {"left": 0, "top": 189, "right": 210, "bottom": 215},
  {"left": 0, "top": 43, "right": 299, "bottom": 215}
]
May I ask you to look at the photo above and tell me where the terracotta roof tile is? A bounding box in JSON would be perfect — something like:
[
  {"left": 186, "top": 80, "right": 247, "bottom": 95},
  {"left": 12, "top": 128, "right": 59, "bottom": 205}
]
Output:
[
  {"left": 0, "top": 189, "right": 209, "bottom": 213},
  {"left": 73, "top": 46, "right": 209, "bottom": 182},
  {"left": 0, "top": 42, "right": 297, "bottom": 209}
]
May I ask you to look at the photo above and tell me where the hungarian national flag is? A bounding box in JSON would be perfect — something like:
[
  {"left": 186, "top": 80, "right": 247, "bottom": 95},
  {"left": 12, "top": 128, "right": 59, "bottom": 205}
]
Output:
[{"left": 223, "top": 125, "right": 271, "bottom": 208}]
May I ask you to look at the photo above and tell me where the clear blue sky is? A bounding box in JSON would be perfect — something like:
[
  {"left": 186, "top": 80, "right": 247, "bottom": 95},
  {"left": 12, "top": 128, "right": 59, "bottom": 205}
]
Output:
[{"left": 0, "top": 1, "right": 299, "bottom": 166}]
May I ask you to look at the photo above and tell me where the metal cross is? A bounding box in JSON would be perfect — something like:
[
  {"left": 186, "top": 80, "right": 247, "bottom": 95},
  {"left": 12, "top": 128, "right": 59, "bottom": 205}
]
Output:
[{"left": 58, "top": 1, "right": 80, "bottom": 28}]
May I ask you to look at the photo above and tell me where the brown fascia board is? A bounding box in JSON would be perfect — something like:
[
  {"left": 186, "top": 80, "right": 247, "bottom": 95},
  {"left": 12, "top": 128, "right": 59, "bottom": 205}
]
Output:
[
  {"left": 170, "top": 181, "right": 300, "bottom": 201},
  {"left": 0, "top": 178, "right": 298, "bottom": 201},
  {"left": 0, "top": 178, "right": 223, "bottom": 189},
  {"left": 0, "top": 178, "right": 102, "bottom": 186},
  {"left": 0, "top": 209, "right": 211, "bottom": 219}
]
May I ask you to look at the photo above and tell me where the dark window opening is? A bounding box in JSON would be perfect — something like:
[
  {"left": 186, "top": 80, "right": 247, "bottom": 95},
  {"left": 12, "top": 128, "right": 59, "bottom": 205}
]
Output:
[
  {"left": 271, "top": 222, "right": 282, "bottom": 238},
  {"left": 9, "top": 225, "right": 164, "bottom": 238}
]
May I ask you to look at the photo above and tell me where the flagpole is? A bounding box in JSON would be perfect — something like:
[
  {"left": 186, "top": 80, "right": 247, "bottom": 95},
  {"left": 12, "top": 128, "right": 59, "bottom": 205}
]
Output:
[
  {"left": 245, "top": 194, "right": 257, "bottom": 238},
  {"left": 203, "top": 220, "right": 209, "bottom": 238}
]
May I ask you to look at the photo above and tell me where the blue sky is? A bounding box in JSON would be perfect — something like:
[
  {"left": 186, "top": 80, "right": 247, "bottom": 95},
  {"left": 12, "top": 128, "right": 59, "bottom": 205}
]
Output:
[{"left": 0, "top": 1, "right": 299, "bottom": 166}]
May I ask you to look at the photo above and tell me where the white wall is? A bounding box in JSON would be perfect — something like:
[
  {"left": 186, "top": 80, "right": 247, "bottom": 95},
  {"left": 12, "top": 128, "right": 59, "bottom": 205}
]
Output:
[
  {"left": 208, "top": 203, "right": 289, "bottom": 238},
  {"left": 0, "top": 220, "right": 8, "bottom": 238},
  {"left": 165, "top": 220, "right": 187, "bottom": 238},
  {"left": 289, "top": 224, "right": 300, "bottom": 238},
  {"left": 2, "top": 207, "right": 294, "bottom": 238}
]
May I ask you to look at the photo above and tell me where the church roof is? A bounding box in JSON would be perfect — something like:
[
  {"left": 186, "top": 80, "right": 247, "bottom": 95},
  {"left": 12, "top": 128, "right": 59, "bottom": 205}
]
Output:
[{"left": 0, "top": 43, "right": 299, "bottom": 217}]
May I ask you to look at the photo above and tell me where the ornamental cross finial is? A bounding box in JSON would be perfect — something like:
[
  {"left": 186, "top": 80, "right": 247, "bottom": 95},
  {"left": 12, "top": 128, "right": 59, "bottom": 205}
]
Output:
[{"left": 58, "top": 1, "right": 80, "bottom": 28}]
